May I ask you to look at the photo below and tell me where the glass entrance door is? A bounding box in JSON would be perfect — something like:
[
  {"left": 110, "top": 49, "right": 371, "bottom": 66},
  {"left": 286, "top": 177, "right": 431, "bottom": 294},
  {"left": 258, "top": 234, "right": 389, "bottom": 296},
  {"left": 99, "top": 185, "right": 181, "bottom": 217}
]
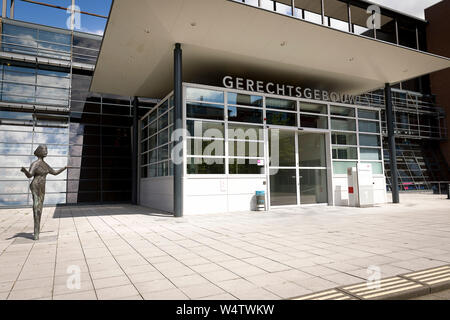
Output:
[
  {"left": 298, "top": 132, "right": 328, "bottom": 204},
  {"left": 269, "top": 129, "right": 329, "bottom": 207}
]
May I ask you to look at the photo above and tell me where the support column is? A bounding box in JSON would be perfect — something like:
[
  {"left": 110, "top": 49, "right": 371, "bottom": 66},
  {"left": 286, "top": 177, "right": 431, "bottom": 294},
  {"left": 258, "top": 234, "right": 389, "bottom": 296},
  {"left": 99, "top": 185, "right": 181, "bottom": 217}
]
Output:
[
  {"left": 2, "top": 0, "right": 6, "bottom": 18},
  {"left": 385, "top": 83, "right": 400, "bottom": 203},
  {"left": 131, "top": 97, "right": 139, "bottom": 205},
  {"left": 174, "top": 43, "right": 183, "bottom": 217},
  {"left": 10, "top": 0, "right": 15, "bottom": 19}
]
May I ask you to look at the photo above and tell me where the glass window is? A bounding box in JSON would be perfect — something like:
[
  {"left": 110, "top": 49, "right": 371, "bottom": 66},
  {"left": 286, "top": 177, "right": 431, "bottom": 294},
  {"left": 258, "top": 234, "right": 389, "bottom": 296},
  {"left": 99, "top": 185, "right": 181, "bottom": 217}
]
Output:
[
  {"left": 331, "top": 106, "right": 355, "bottom": 117},
  {"left": 158, "top": 101, "right": 169, "bottom": 116},
  {"left": 187, "top": 139, "right": 224, "bottom": 156},
  {"left": 228, "top": 124, "right": 263, "bottom": 141},
  {"left": 332, "top": 147, "right": 358, "bottom": 160},
  {"left": 300, "top": 115, "right": 328, "bottom": 129},
  {"left": 158, "top": 146, "right": 169, "bottom": 161},
  {"left": 186, "top": 88, "right": 224, "bottom": 103},
  {"left": 187, "top": 120, "right": 224, "bottom": 138},
  {"left": 227, "top": 93, "right": 263, "bottom": 107},
  {"left": 187, "top": 157, "right": 225, "bottom": 174},
  {"left": 360, "top": 148, "right": 382, "bottom": 160},
  {"left": 229, "top": 141, "right": 264, "bottom": 158},
  {"left": 269, "top": 130, "right": 295, "bottom": 167},
  {"left": 149, "top": 135, "right": 157, "bottom": 150},
  {"left": 0, "top": 143, "right": 32, "bottom": 155},
  {"left": 332, "top": 132, "right": 357, "bottom": 145},
  {"left": 158, "top": 129, "right": 169, "bottom": 146},
  {"left": 359, "top": 120, "right": 380, "bottom": 133},
  {"left": 299, "top": 169, "right": 328, "bottom": 204},
  {"left": 187, "top": 102, "right": 224, "bottom": 121},
  {"left": 270, "top": 169, "right": 297, "bottom": 206},
  {"left": 149, "top": 121, "right": 157, "bottom": 136},
  {"left": 158, "top": 113, "right": 169, "bottom": 130},
  {"left": 359, "top": 134, "right": 381, "bottom": 147},
  {"left": 333, "top": 161, "right": 357, "bottom": 174},
  {"left": 229, "top": 159, "right": 264, "bottom": 174},
  {"left": 363, "top": 162, "right": 384, "bottom": 175},
  {"left": 300, "top": 102, "right": 327, "bottom": 114},
  {"left": 227, "top": 107, "right": 263, "bottom": 124},
  {"left": 358, "top": 109, "right": 379, "bottom": 120},
  {"left": 331, "top": 118, "right": 356, "bottom": 131},
  {"left": 266, "top": 111, "right": 297, "bottom": 127},
  {"left": 298, "top": 133, "right": 327, "bottom": 167},
  {"left": 158, "top": 162, "right": 169, "bottom": 177},
  {"left": 266, "top": 98, "right": 296, "bottom": 111}
]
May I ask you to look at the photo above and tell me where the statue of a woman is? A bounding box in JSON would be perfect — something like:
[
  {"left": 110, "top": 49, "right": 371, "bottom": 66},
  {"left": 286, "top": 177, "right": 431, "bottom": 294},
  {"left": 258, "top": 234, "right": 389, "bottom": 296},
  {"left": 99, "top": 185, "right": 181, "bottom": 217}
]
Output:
[{"left": 20, "top": 145, "right": 67, "bottom": 240}]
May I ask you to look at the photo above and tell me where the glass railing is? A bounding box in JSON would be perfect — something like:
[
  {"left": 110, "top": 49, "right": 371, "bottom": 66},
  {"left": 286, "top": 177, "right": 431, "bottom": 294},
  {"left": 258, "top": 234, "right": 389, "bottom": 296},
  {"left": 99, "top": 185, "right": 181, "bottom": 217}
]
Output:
[
  {"left": 231, "top": 0, "right": 428, "bottom": 52},
  {"left": 0, "top": 19, "right": 101, "bottom": 65}
]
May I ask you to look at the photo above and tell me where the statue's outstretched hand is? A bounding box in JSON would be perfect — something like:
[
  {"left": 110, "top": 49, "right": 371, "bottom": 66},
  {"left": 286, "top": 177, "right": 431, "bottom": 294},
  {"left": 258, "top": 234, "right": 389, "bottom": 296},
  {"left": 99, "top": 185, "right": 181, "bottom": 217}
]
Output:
[{"left": 21, "top": 167, "right": 26, "bottom": 173}]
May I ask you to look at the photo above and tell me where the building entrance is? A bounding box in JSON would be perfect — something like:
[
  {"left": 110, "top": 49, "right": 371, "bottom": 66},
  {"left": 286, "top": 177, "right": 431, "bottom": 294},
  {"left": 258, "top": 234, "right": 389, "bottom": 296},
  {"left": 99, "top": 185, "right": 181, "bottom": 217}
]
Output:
[{"left": 269, "top": 130, "right": 329, "bottom": 207}]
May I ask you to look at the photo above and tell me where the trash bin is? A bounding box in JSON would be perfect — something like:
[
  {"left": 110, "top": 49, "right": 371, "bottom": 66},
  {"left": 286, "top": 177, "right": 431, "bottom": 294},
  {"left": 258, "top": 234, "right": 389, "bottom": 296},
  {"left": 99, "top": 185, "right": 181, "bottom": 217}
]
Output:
[{"left": 255, "top": 191, "right": 266, "bottom": 211}]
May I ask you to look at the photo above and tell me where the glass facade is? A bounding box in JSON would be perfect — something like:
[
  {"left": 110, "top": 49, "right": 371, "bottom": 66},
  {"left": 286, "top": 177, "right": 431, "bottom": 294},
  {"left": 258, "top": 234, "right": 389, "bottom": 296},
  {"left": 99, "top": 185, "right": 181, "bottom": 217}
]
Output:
[
  {"left": 140, "top": 96, "right": 174, "bottom": 178},
  {"left": 0, "top": 20, "right": 150, "bottom": 207}
]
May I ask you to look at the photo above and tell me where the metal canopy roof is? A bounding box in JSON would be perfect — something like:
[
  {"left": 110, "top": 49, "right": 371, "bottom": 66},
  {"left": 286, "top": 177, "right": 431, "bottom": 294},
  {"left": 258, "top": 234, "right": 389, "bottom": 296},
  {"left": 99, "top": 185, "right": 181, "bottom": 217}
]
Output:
[{"left": 91, "top": 0, "right": 450, "bottom": 99}]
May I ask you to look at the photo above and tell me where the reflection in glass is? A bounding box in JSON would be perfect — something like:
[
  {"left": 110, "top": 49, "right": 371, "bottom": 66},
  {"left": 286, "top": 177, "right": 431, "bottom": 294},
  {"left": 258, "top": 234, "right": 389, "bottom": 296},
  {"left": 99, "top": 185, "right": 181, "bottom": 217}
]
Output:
[
  {"left": 359, "top": 134, "right": 380, "bottom": 146},
  {"left": 227, "top": 107, "right": 263, "bottom": 124},
  {"left": 332, "top": 147, "right": 358, "bottom": 160},
  {"left": 298, "top": 133, "right": 327, "bottom": 167},
  {"left": 269, "top": 130, "right": 295, "bottom": 167},
  {"left": 229, "top": 159, "right": 264, "bottom": 174},
  {"left": 299, "top": 169, "right": 328, "bottom": 204},
  {"left": 266, "top": 111, "right": 297, "bottom": 127},
  {"left": 187, "top": 157, "right": 225, "bottom": 174},
  {"left": 331, "top": 118, "right": 356, "bottom": 131},
  {"left": 332, "top": 132, "right": 357, "bottom": 145},
  {"left": 186, "top": 88, "right": 224, "bottom": 103},
  {"left": 187, "top": 102, "right": 224, "bottom": 121},
  {"left": 300, "top": 114, "right": 328, "bottom": 129},
  {"left": 266, "top": 98, "right": 296, "bottom": 111},
  {"left": 333, "top": 161, "right": 357, "bottom": 174},
  {"left": 270, "top": 169, "right": 297, "bottom": 206},
  {"left": 228, "top": 93, "right": 263, "bottom": 107}
]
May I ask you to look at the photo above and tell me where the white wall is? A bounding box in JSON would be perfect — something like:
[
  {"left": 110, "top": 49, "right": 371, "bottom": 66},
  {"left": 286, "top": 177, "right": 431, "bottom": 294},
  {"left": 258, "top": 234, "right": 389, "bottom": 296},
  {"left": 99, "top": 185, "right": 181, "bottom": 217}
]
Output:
[
  {"left": 333, "top": 175, "right": 387, "bottom": 206},
  {"left": 184, "top": 176, "right": 266, "bottom": 215},
  {"left": 140, "top": 176, "right": 174, "bottom": 213}
]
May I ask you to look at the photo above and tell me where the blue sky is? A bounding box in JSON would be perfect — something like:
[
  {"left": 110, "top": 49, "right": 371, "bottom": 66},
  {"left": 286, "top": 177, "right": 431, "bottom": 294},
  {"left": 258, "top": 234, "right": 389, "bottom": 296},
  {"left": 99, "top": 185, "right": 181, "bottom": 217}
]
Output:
[
  {"left": 0, "top": 0, "right": 443, "bottom": 35},
  {"left": 3, "top": 0, "right": 112, "bottom": 34}
]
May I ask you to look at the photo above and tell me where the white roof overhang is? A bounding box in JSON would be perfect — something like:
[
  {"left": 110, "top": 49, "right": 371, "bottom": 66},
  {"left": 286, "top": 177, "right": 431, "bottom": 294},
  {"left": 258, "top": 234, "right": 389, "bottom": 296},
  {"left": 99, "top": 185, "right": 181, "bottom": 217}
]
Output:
[{"left": 91, "top": 0, "right": 450, "bottom": 98}]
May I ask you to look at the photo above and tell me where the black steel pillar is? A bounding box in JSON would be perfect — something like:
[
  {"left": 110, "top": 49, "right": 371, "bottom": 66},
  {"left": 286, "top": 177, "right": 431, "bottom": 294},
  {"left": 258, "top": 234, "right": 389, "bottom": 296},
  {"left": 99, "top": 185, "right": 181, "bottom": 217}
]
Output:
[
  {"left": 385, "top": 84, "right": 400, "bottom": 203},
  {"left": 131, "top": 97, "right": 139, "bottom": 205},
  {"left": 174, "top": 43, "right": 183, "bottom": 217}
]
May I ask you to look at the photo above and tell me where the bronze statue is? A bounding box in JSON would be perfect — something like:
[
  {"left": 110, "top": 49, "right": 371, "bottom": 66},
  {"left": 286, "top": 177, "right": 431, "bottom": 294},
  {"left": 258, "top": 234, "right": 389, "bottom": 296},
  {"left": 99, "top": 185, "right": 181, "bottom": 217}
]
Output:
[{"left": 21, "top": 145, "right": 67, "bottom": 240}]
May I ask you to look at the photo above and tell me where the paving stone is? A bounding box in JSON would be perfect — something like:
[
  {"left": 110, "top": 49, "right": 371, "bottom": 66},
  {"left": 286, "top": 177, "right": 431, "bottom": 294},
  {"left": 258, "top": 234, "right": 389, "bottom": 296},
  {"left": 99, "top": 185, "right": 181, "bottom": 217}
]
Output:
[
  {"left": 141, "top": 288, "right": 189, "bottom": 300},
  {"left": 96, "top": 284, "right": 139, "bottom": 300}
]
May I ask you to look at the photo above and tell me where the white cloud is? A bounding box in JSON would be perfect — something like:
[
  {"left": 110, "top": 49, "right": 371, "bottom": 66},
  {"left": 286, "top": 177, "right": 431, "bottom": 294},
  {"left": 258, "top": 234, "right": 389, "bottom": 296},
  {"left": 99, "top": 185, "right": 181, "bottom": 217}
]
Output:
[{"left": 368, "top": 0, "right": 443, "bottom": 19}]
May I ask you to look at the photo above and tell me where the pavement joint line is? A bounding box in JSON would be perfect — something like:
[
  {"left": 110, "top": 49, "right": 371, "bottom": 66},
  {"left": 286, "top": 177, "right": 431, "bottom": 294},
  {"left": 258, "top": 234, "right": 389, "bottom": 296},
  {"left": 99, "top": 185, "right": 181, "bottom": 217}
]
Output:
[{"left": 291, "top": 264, "right": 450, "bottom": 300}]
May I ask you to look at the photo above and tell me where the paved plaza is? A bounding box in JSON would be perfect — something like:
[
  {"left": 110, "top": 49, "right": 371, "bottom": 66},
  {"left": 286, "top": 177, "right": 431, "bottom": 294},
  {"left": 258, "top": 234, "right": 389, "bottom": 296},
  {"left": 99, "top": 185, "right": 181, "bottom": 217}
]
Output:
[{"left": 0, "top": 193, "right": 449, "bottom": 300}]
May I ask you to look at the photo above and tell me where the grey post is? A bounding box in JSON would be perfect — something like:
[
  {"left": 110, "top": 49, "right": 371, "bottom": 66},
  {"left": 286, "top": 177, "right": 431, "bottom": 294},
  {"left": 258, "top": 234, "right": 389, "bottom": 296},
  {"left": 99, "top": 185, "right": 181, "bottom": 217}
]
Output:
[
  {"left": 385, "top": 83, "right": 400, "bottom": 203},
  {"left": 174, "top": 43, "right": 183, "bottom": 217},
  {"left": 131, "top": 97, "right": 139, "bottom": 205}
]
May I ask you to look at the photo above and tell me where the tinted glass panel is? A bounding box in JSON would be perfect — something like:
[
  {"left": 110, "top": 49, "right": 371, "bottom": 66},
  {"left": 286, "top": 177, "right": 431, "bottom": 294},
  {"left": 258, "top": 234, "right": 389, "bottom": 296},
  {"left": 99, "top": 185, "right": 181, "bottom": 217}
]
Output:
[
  {"left": 186, "top": 88, "right": 224, "bottom": 103},
  {"left": 227, "top": 107, "right": 263, "bottom": 124},
  {"left": 266, "top": 111, "right": 297, "bottom": 127},
  {"left": 187, "top": 102, "right": 224, "bottom": 120}
]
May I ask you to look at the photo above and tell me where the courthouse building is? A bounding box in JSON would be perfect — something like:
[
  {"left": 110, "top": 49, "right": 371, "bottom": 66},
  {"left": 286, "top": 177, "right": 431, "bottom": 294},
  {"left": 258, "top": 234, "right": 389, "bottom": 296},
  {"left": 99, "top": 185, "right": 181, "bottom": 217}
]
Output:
[{"left": 0, "top": 0, "right": 449, "bottom": 216}]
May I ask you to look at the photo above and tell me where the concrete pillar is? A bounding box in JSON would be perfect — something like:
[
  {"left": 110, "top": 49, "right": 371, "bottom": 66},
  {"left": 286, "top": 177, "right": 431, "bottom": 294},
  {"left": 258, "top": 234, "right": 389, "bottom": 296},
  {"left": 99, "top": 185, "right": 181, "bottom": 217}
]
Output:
[
  {"left": 174, "top": 43, "right": 183, "bottom": 217},
  {"left": 385, "top": 83, "right": 400, "bottom": 203}
]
